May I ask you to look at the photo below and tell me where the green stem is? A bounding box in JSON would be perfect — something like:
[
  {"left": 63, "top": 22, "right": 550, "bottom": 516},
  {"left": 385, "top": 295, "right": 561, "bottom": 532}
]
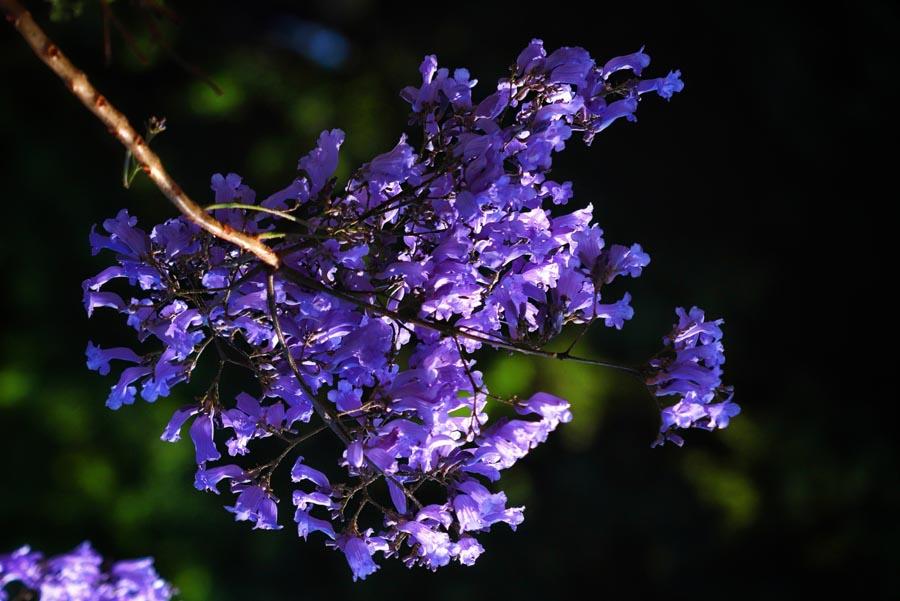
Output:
[{"left": 205, "top": 203, "right": 307, "bottom": 225}]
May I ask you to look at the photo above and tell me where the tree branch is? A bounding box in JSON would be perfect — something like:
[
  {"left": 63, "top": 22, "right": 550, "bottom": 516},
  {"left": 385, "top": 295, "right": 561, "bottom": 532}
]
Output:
[
  {"left": 265, "top": 271, "right": 352, "bottom": 446},
  {"left": 265, "top": 271, "right": 423, "bottom": 511},
  {"left": 0, "top": 0, "right": 280, "bottom": 268},
  {"left": 1, "top": 0, "right": 638, "bottom": 379},
  {"left": 277, "top": 267, "right": 642, "bottom": 377}
]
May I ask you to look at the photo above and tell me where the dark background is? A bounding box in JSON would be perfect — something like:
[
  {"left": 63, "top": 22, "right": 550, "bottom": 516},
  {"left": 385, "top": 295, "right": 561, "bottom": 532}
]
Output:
[{"left": 0, "top": 1, "right": 893, "bottom": 598}]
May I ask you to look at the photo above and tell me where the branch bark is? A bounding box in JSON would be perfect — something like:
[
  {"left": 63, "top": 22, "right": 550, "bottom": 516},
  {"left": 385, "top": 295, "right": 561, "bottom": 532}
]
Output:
[{"left": 1, "top": 0, "right": 281, "bottom": 268}]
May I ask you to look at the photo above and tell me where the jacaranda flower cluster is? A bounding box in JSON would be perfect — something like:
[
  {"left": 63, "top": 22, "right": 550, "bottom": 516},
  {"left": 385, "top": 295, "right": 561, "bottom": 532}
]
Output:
[
  {"left": 83, "top": 39, "right": 739, "bottom": 579},
  {"left": 0, "top": 542, "right": 174, "bottom": 601},
  {"left": 648, "top": 307, "right": 740, "bottom": 447}
]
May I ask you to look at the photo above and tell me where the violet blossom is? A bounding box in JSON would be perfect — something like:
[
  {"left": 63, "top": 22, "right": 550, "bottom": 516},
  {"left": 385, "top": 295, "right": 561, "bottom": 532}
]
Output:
[
  {"left": 84, "top": 39, "right": 735, "bottom": 579},
  {"left": 0, "top": 542, "right": 174, "bottom": 601}
]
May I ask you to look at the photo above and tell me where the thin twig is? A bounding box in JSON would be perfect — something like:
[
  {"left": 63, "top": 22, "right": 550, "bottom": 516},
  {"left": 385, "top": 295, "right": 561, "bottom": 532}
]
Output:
[
  {"left": 102, "top": 1, "right": 149, "bottom": 65},
  {"left": 141, "top": 4, "right": 222, "bottom": 95},
  {"left": 563, "top": 287, "right": 600, "bottom": 355},
  {"left": 0, "top": 0, "right": 280, "bottom": 268},
  {"left": 204, "top": 202, "right": 307, "bottom": 225},
  {"left": 266, "top": 270, "right": 422, "bottom": 510},
  {"left": 278, "top": 267, "right": 642, "bottom": 377},
  {"left": 100, "top": 0, "right": 111, "bottom": 65},
  {"left": 251, "top": 423, "right": 329, "bottom": 478},
  {"left": 266, "top": 271, "right": 351, "bottom": 445}
]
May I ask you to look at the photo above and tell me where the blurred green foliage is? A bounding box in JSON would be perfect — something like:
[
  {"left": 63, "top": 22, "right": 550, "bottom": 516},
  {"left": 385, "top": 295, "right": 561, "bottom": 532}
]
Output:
[{"left": 46, "top": 0, "right": 83, "bottom": 22}]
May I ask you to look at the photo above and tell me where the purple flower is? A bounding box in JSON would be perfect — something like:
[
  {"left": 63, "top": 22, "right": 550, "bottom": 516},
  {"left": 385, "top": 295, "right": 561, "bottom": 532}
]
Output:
[
  {"left": 294, "top": 509, "right": 336, "bottom": 541},
  {"left": 541, "top": 180, "right": 573, "bottom": 205},
  {"left": 334, "top": 535, "right": 379, "bottom": 582},
  {"left": 0, "top": 542, "right": 174, "bottom": 601},
  {"left": 92, "top": 209, "right": 149, "bottom": 258},
  {"left": 647, "top": 307, "right": 739, "bottom": 446},
  {"left": 545, "top": 46, "right": 594, "bottom": 89},
  {"left": 602, "top": 47, "right": 651, "bottom": 77},
  {"left": 327, "top": 380, "right": 362, "bottom": 413},
  {"left": 299, "top": 129, "right": 344, "bottom": 196},
  {"left": 194, "top": 464, "right": 246, "bottom": 493},
  {"left": 151, "top": 217, "right": 200, "bottom": 259},
  {"left": 85, "top": 342, "right": 142, "bottom": 376},
  {"left": 140, "top": 351, "right": 189, "bottom": 402},
  {"left": 397, "top": 520, "right": 457, "bottom": 570},
  {"left": 221, "top": 393, "right": 285, "bottom": 456},
  {"left": 106, "top": 557, "right": 174, "bottom": 601},
  {"left": 160, "top": 405, "right": 200, "bottom": 443},
  {"left": 456, "top": 537, "right": 484, "bottom": 566},
  {"left": 516, "top": 392, "right": 573, "bottom": 428},
  {"left": 365, "top": 135, "right": 418, "bottom": 187},
  {"left": 573, "top": 225, "right": 605, "bottom": 273},
  {"left": 516, "top": 39, "right": 546, "bottom": 74},
  {"left": 453, "top": 480, "right": 524, "bottom": 532},
  {"left": 0, "top": 546, "right": 41, "bottom": 592},
  {"left": 226, "top": 485, "right": 282, "bottom": 530},
  {"left": 106, "top": 366, "right": 152, "bottom": 410},
  {"left": 84, "top": 290, "right": 126, "bottom": 317},
  {"left": 596, "top": 243, "right": 651, "bottom": 285},
  {"left": 82, "top": 38, "right": 723, "bottom": 580},
  {"left": 591, "top": 97, "right": 639, "bottom": 135},
  {"left": 291, "top": 456, "right": 330, "bottom": 489},
  {"left": 592, "top": 293, "right": 635, "bottom": 329},
  {"left": 189, "top": 412, "right": 221, "bottom": 464},
  {"left": 346, "top": 440, "right": 364, "bottom": 468},
  {"left": 638, "top": 70, "right": 685, "bottom": 99}
]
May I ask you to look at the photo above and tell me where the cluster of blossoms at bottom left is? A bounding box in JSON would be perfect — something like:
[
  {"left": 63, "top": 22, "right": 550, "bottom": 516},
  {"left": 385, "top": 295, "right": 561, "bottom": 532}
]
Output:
[{"left": 0, "top": 543, "right": 174, "bottom": 601}]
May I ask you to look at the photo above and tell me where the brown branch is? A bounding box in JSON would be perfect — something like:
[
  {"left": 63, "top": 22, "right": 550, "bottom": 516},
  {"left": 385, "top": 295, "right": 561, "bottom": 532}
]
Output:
[
  {"left": 0, "top": 0, "right": 280, "bottom": 268},
  {"left": 1, "top": 0, "right": 638, "bottom": 382}
]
